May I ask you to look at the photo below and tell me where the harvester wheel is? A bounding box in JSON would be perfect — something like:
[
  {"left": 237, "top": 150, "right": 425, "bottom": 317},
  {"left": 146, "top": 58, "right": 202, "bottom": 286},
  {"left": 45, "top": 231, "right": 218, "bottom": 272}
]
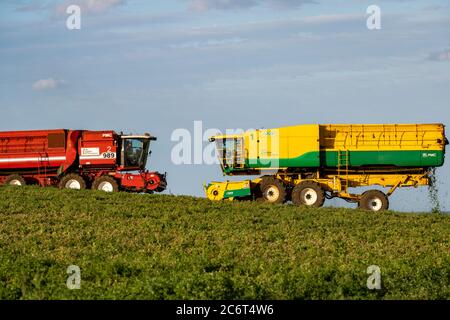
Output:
[
  {"left": 59, "top": 174, "right": 86, "bottom": 190},
  {"left": 291, "top": 181, "right": 325, "bottom": 207},
  {"left": 258, "top": 177, "right": 286, "bottom": 204},
  {"left": 358, "top": 190, "right": 389, "bottom": 212},
  {"left": 92, "top": 176, "right": 119, "bottom": 193},
  {"left": 4, "top": 174, "right": 26, "bottom": 186}
]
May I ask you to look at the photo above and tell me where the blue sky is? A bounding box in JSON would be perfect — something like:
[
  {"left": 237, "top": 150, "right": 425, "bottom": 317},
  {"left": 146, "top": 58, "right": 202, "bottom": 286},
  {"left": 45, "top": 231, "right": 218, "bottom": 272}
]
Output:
[{"left": 1, "top": 0, "right": 450, "bottom": 211}]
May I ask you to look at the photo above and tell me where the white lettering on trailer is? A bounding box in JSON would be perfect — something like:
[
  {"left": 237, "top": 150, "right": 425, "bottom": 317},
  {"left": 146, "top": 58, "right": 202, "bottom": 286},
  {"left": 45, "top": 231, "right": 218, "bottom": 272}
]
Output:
[
  {"left": 0, "top": 156, "right": 67, "bottom": 163},
  {"left": 422, "top": 153, "right": 437, "bottom": 158},
  {"left": 81, "top": 148, "right": 100, "bottom": 156}
]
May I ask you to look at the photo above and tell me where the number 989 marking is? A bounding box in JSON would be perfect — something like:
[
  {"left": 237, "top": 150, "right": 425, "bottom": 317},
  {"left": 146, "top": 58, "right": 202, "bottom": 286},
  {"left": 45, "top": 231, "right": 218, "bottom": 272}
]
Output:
[{"left": 102, "top": 152, "right": 116, "bottom": 159}]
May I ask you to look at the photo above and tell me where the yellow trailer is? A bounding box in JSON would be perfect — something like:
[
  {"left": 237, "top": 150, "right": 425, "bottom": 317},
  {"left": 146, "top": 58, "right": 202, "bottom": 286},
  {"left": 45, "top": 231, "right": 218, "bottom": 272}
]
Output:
[{"left": 205, "top": 123, "right": 447, "bottom": 211}]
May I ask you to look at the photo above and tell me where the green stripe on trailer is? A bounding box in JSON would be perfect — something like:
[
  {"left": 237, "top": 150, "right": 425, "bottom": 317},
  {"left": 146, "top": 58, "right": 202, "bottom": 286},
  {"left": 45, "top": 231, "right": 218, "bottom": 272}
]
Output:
[
  {"left": 245, "top": 151, "right": 320, "bottom": 168},
  {"left": 321, "top": 150, "right": 444, "bottom": 167},
  {"left": 242, "top": 150, "right": 445, "bottom": 169}
]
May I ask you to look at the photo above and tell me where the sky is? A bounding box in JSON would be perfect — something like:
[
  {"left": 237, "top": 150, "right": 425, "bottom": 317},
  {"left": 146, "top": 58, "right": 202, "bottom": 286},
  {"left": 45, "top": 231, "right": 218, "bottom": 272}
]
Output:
[{"left": 1, "top": 0, "right": 449, "bottom": 212}]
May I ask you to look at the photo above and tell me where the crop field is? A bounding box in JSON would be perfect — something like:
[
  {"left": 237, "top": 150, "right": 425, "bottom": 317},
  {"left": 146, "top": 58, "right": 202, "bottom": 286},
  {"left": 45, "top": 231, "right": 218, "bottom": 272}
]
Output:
[{"left": 0, "top": 186, "right": 449, "bottom": 300}]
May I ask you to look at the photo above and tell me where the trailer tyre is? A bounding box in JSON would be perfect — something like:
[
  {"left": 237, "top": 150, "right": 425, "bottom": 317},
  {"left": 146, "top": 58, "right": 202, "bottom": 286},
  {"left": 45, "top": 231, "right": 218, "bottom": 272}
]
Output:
[
  {"left": 292, "top": 181, "right": 325, "bottom": 207},
  {"left": 258, "top": 177, "right": 286, "bottom": 204},
  {"left": 358, "top": 190, "right": 389, "bottom": 212},
  {"left": 4, "top": 174, "right": 26, "bottom": 186},
  {"left": 92, "top": 176, "right": 119, "bottom": 193},
  {"left": 59, "top": 174, "right": 86, "bottom": 190}
]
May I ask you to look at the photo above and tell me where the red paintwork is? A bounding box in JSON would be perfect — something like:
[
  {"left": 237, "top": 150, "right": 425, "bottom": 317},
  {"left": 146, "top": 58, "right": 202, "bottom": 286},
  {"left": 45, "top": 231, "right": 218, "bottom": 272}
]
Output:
[
  {"left": 0, "top": 129, "right": 68, "bottom": 171},
  {"left": 0, "top": 129, "right": 166, "bottom": 193},
  {"left": 117, "top": 172, "right": 166, "bottom": 191},
  {"left": 78, "top": 130, "right": 118, "bottom": 167}
]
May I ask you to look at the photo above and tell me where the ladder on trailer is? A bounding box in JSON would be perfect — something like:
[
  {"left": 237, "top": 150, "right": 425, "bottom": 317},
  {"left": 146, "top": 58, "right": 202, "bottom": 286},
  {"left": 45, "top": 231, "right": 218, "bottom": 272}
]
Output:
[{"left": 337, "top": 150, "right": 350, "bottom": 192}]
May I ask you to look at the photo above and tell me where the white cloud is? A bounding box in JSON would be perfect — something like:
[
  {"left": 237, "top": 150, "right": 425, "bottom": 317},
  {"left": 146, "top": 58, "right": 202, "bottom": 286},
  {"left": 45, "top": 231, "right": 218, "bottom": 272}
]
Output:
[
  {"left": 189, "top": 0, "right": 256, "bottom": 11},
  {"left": 188, "top": 0, "right": 315, "bottom": 12},
  {"left": 16, "top": 2, "right": 51, "bottom": 12},
  {"left": 55, "top": 0, "right": 126, "bottom": 15},
  {"left": 301, "top": 14, "right": 360, "bottom": 24},
  {"left": 429, "top": 49, "right": 450, "bottom": 62},
  {"left": 32, "top": 78, "right": 63, "bottom": 91},
  {"left": 169, "top": 37, "right": 247, "bottom": 49}
]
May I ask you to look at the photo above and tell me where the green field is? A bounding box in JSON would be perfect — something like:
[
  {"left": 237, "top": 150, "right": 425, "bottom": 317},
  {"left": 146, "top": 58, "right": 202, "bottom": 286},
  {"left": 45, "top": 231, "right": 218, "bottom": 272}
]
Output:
[{"left": 0, "top": 186, "right": 449, "bottom": 300}]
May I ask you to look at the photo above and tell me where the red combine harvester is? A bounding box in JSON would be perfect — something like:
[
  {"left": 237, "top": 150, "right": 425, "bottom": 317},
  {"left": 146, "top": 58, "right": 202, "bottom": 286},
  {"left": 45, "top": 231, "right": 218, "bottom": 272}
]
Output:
[{"left": 0, "top": 129, "right": 167, "bottom": 193}]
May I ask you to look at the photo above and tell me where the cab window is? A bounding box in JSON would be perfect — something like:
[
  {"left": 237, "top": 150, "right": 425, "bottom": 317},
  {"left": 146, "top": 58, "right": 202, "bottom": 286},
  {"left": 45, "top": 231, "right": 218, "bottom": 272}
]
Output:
[{"left": 124, "top": 138, "right": 145, "bottom": 167}]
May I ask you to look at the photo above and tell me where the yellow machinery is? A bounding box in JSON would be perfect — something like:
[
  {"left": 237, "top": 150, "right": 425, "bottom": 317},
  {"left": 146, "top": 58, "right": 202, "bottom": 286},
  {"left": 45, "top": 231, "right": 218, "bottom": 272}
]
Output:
[{"left": 205, "top": 123, "right": 448, "bottom": 211}]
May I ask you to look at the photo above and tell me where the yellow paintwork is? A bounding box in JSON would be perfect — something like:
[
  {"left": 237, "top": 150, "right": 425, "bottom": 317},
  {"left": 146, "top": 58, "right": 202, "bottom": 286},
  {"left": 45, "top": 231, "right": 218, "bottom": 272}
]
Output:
[
  {"left": 318, "top": 123, "right": 445, "bottom": 152},
  {"left": 206, "top": 171, "right": 429, "bottom": 201},
  {"left": 205, "top": 180, "right": 253, "bottom": 201},
  {"left": 207, "top": 123, "right": 445, "bottom": 202},
  {"left": 211, "top": 123, "right": 445, "bottom": 160},
  {"left": 212, "top": 125, "right": 319, "bottom": 162}
]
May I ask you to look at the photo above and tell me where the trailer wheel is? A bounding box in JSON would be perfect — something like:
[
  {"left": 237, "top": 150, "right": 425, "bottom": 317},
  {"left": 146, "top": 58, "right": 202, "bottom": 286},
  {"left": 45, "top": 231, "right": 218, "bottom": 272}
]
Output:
[
  {"left": 358, "top": 190, "right": 389, "bottom": 212},
  {"left": 291, "top": 181, "right": 325, "bottom": 207},
  {"left": 59, "top": 174, "right": 86, "bottom": 190},
  {"left": 4, "top": 174, "right": 26, "bottom": 186},
  {"left": 92, "top": 176, "right": 119, "bottom": 193},
  {"left": 258, "top": 177, "right": 286, "bottom": 204}
]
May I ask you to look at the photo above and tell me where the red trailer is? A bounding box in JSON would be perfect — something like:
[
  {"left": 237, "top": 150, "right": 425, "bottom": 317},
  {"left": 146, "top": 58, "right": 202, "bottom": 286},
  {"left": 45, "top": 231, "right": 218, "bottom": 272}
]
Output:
[{"left": 0, "top": 129, "right": 167, "bottom": 193}]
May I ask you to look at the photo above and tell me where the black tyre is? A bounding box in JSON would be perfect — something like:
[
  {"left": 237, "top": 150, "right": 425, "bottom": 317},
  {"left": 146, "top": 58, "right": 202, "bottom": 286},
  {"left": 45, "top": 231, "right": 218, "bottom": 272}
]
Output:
[
  {"left": 291, "top": 181, "right": 325, "bottom": 207},
  {"left": 4, "top": 174, "right": 26, "bottom": 186},
  {"left": 92, "top": 176, "right": 119, "bottom": 193},
  {"left": 258, "top": 177, "right": 286, "bottom": 204},
  {"left": 59, "top": 174, "right": 86, "bottom": 190},
  {"left": 358, "top": 190, "right": 389, "bottom": 212}
]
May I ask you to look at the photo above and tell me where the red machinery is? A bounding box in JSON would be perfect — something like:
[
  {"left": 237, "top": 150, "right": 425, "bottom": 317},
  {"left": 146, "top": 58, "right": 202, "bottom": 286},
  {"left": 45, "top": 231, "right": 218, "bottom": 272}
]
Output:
[{"left": 0, "top": 129, "right": 167, "bottom": 193}]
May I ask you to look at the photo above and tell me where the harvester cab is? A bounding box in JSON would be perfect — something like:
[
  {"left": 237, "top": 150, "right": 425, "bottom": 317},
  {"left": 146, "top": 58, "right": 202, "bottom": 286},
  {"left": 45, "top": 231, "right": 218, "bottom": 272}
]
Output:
[
  {"left": 120, "top": 133, "right": 156, "bottom": 170},
  {"left": 114, "top": 133, "right": 167, "bottom": 193},
  {"left": 210, "top": 135, "right": 245, "bottom": 174}
]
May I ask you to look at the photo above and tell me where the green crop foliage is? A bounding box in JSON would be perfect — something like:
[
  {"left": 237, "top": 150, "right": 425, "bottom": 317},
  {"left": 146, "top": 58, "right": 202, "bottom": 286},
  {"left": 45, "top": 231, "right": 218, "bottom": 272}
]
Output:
[{"left": 0, "top": 186, "right": 449, "bottom": 300}]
